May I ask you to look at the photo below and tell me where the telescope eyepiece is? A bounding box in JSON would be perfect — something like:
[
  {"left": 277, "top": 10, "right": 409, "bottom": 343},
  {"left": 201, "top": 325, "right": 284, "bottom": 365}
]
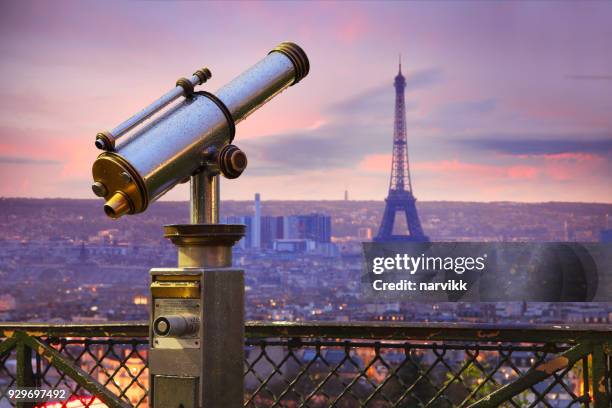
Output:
[{"left": 104, "top": 191, "right": 131, "bottom": 219}]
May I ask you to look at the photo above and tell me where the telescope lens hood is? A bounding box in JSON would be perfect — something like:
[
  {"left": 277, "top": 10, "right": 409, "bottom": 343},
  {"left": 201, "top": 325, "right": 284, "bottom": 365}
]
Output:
[{"left": 269, "top": 42, "right": 310, "bottom": 85}]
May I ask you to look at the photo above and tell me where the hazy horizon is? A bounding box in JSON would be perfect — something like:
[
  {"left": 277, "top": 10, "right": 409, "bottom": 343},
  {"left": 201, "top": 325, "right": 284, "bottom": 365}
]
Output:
[{"left": 2, "top": 196, "right": 611, "bottom": 206}]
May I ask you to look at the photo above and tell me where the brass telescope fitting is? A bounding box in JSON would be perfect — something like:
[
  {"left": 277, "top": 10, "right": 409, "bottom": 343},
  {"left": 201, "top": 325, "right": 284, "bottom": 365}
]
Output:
[
  {"left": 218, "top": 144, "right": 248, "bottom": 179},
  {"left": 92, "top": 152, "right": 148, "bottom": 217},
  {"left": 95, "top": 131, "right": 115, "bottom": 151},
  {"left": 104, "top": 191, "right": 131, "bottom": 219},
  {"left": 269, "top": 42, "right": 310, "bottom": 85}
]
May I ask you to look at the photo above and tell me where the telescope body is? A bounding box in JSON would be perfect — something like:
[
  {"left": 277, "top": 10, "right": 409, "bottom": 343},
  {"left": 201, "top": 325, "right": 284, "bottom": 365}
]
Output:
[{"left": 92, "top": 43, "right": 308, "bottom": 218}]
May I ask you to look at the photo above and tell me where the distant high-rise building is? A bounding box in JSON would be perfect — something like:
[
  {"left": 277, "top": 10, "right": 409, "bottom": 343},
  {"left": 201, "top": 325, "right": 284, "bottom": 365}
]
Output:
[
  {"left": 375, "top": 58, "right": 428, "bottom": 242},
  {"left": 284, "top": 214, "right": 331, "bottom": 243},
  {"left": 303, "top": 213, "right": 331, "bottom": 243},
  {"left": 283, "top": 215, "right": 299, "bottom": 240},
  {"left": 344, "top": 190, "right": 349, "bottom": 201},
  {"left": 228, "top": 207, "right": 332, "bottom": 250},
  {"left": 261, "top": 216, "right": 284, "bottom": 248},
  {"left": 253, "top": 193, "right": 261, "bottom": 248}
]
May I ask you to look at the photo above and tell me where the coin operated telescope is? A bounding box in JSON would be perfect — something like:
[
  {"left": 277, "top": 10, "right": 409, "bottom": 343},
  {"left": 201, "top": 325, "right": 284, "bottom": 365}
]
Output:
[{"left": 90, "top": 42, "right": 309, "bottom": 408}]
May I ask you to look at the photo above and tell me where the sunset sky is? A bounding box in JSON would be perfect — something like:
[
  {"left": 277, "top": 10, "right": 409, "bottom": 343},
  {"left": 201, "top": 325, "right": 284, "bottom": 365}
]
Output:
[{"left": 0, "top": 1, "right": 610, "bottom": 203}]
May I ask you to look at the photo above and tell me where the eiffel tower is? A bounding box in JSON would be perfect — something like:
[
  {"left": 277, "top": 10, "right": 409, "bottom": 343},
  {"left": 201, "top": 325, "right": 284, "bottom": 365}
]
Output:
[{"left": 375, "top": 58, "right": 428, "bottom": 242}]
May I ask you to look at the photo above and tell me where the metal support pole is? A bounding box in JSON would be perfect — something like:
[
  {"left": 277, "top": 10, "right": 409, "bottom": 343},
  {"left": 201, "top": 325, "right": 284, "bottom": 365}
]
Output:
[
  {"left": 151, "top": 167, "right": 244, "bottom": 408},
  {"left": 190, "top": 171, "right": 219, "bottom": 224},
  {"left": 590, "top": 342, "right": 609, "bottom": 408},
  {"left": 16, "top": 338, "right": 35, "bottom": 408}
]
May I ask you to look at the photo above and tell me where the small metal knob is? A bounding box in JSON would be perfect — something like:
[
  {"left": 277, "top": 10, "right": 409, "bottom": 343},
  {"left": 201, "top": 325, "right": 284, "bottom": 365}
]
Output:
[
  {"left": 91, "top": 182, "right": 107, "bottom": 197},
  {"left": 95, "top": 131, "right": 115, "bottom": 151},
  {"left": 193, "top": 67, "right": 212, "bottom": 85},
  {"left": 218, "top": 144, "right": 247, "bottom": 179}
]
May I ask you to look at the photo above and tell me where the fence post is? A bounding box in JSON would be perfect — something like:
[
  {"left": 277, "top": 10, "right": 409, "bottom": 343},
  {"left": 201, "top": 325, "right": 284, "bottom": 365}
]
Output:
[
  {"left": 590, "top": 342, "right": 609, "bottom": 408},
  {"left": 16, "top": 333, "right": 35, "bottom": 408}
]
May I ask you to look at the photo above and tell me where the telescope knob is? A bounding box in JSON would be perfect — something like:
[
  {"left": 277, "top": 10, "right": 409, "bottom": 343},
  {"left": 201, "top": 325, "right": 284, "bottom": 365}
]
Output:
[
  {"left": 218, "top": 144, "right": 247, "bottom": 179},
  {"left": 193, "top": 67, "right": 212, "bottom": 85},
  {"left": 153, "top": 314, "right": 199, "bottom": 337}
]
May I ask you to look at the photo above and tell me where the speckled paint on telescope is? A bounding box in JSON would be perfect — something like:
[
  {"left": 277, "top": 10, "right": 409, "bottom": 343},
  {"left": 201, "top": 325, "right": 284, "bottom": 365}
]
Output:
[
  {"left": 95, "top": 47, "right": 301, "bottom": 215},
  {"left": 215, "top": 51, "right": 295, "bottom": 123}
]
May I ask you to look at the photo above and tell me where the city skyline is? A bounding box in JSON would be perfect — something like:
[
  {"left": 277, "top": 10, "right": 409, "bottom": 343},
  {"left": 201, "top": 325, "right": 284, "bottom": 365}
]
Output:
[
  {"left": 1, "top": 197, "right": 610, "bottom": 325},
  {"left": 0, "top": 1, "right": 611, "bottom": 203}
]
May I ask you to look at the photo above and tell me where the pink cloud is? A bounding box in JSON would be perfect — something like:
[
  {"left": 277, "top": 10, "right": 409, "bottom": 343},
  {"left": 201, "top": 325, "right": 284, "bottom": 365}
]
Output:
[
  {"left": 507, "top": 151, "right": 608, "bottom": 181},
  {"left": 414, "top": 159, "right": 490, "bottom": 174},
  {"left": 359, "top": 154, "right": 391, "bottom": 172},
  {"left": 413, "top": 152, "right": 610, "bottom": 189},
  {"left": 335, "top": 15, "right": 369, "bottom": 43},
  {"left": 541, "top": 153, "right": 607, "bottom": 181},
  {"left": 508, "top": 98, "right": 611, "bottom": 129},
  {"left": 361, "top": 155, "right": 543, "bottom": 181},
  {"left": 0, "top": 128, "right": 62, "bottom": 159},
  {"left": 413, "top": 159, "right": 539, "bottom": 180},
  {"left": 507, "top": 165, "right": 539, "bottom": 180}
]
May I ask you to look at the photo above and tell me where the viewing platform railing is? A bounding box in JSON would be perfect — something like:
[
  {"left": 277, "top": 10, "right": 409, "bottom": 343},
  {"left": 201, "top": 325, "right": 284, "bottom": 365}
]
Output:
[{"left": 0, "top": 321, "right": 610, "bottom": 407}]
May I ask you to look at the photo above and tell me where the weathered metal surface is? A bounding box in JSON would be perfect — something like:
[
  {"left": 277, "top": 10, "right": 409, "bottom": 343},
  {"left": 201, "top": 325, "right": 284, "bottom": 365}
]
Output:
[
  {"left": 190, "top": 171, "right": 219, "bottom": 224},
  {"left": 0, "top": 334, "right": 18, "bottom": 355},
  {"left": 108, "top": 70, "right": 209, "bottom": 144},
  {"left": 150, "top": 280, "right": 200, "bottom": 298},
  {"left": 92, "top": 42, "right": 309, "bottom": 219},
  {"left": 201, "top": 269, "right": 244, "bottom": 408},
  {"left": 2, "top": 321, "right": 611, "bottom": 342},
  {"left": 0, "top": 322, "right": 149, "bottom": 338},
  {"left": 19, "top": 332, "right": 131, "bottom": 408},
  {"left": 150, "top": 219, "right": 245, "bottom": 408},
  {"left": 153, "top": 375, "right": 198, "bottom": 408},
  {"left": 1, "top": 322, "right": 610, "bottom": 407},
  {"left": 467, "top": 343, "right": 591, "bottom": 408},
  {"left": 15, "top": 337, "right": 35, "bottom": 408},
  {"left": 590, "top": 342, "right": 609, "bottom": 408},
  {"left": 244, "top": 321, "right": 612, "bottom": 342}
]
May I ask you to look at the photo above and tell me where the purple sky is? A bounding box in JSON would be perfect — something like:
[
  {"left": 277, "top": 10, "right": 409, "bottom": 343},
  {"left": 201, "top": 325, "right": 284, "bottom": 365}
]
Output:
[{"left": 0, "top": 1, "right": 611, "bottom": 202}]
